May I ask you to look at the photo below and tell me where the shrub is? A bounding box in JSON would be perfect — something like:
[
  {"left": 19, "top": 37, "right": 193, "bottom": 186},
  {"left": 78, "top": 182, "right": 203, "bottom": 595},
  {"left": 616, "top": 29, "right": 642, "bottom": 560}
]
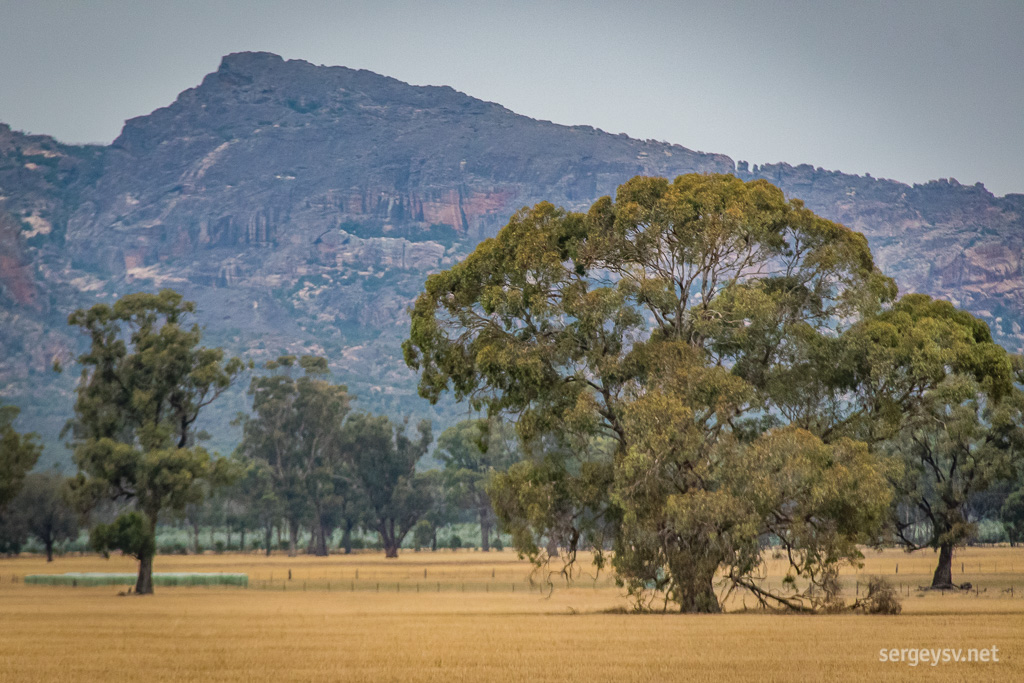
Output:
[
  {"left": 448, "top": 535, "right": 463, "bottom": 551},
  {"left": 856, "top": 577, "right": 902, "bottom": 615}
]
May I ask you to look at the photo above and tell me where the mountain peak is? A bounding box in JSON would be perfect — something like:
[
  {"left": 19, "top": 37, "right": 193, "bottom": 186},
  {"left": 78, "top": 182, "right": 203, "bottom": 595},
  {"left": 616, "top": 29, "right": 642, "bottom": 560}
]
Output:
[
  {"left": 2, "top": 55, "right": 1022, "bottom": 463},
  {"left": 218, "top": 51, "right": 288, "bottom": 73}
]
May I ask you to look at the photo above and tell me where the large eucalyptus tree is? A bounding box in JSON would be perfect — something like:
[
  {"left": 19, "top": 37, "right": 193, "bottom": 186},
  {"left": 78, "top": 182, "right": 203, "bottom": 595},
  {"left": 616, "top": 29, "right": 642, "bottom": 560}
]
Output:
[{"left": 405, "top": 174, "right": 898, "bottom": 612}]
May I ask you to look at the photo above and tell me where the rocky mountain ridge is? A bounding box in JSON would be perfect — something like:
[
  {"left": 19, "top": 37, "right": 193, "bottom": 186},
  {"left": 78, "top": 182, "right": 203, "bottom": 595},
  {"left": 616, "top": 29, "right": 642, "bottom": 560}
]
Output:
[{"left": 1, "top": 52, "right": 1021, "bottom": 463}]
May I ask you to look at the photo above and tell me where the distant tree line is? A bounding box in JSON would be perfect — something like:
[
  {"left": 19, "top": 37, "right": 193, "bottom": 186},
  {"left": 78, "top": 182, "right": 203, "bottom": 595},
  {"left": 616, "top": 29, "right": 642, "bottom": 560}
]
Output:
[{"left": 1, "top": 293, "right": 522, "bottom": 596}]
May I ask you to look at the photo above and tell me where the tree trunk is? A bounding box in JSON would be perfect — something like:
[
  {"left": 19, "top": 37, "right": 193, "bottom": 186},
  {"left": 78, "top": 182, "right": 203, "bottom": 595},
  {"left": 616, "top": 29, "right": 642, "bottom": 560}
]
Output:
[
  {"left": 312, "top": 517, "right": 329, "bottom": 557},
  {"left": 45, "top": 538, "right": 54, "bottom": 562},
  {"left": 931, "top": 543, "right": 954, "bottom": 588},
  {"left": 480, "top": 509, "right": 491, "bottom": 552},
  {"left": 135, "top": 552, "right": 155, "bottom": 595},
  {"left": 665, "top": 553, "right": 721, "bottom": 613},
  {"left": 191, "top": 520, "right": 200, "bottom": 554},
  {"left": 240, "top": 528, "right": 246, "bottom": 554},
  {"left": 677, "top": 578, "right": 720, "bottom": 613},
  {"left": 546, "top": 537, "right": 559, "bottom": 558},
  {"left": 134, "top": 512, "right": 158, "bottom": 595},
  {"left": 226, "top": 526, "right": 232, "bottom": 551},
  {"left": 431, "top": 529, "right": 437, "bottom": 552},
  {"left": 264, "top": 522, "right": 273, "bottom": 557},
  {"left": 288, "top": 519, "right": 299, "bottom": 557},
  {"left": 342, "top": 521, "right": 353, "bottom": 555},
  {"left": 382, "top": 519, "right": 399, "bottom": 558}
]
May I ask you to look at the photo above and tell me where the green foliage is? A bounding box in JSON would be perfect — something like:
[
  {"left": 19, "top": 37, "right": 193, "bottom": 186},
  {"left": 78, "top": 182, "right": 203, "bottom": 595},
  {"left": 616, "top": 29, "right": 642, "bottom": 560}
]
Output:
[
  {"left": 1001, "top": 487, "right": 1024, "bottom": 545},
  {"left": 235, "top": 355, "right": 352, "bottom": 556},
  {"left": 838, "top": 296, "right": 1024, "bottom": 585},
  {"left": 91, "top": 511, "right": 155, "bottom": 560},
  {"left": 885, "top": 372, "right": 1024, "bottom": 556},
  {"left": 410, "top": 469, "right": 455, "bottom": 551},
  {"left": 853, "top": 576, "right": 903, "bottom": 615},
  {"left": 0, "top": 403, "right": 42, "bottom": 511},
  {"left": 16, "top": 470, "right": 79, "bottom": 561},
  {"left": 406, "top": 174, "right": 897, "bottom": 612},
  {"left": 836, "top": 294, "right": 1016, "bottom": 444},
  {"left": 436, "top": 419, "right": 520, "bottom": 550},
  {"left": 342, "top": 414, "right": 432, "bottom": 557},
  {"left": 66, "top": 289, "right": 243, "bottom": 593}
]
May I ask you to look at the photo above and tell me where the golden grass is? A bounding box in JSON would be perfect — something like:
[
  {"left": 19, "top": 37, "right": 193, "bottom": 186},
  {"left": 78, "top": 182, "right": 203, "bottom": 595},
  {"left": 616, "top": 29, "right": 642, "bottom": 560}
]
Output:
[{"left": 2, "top": 546, "right": 1023, "bottom": 681}]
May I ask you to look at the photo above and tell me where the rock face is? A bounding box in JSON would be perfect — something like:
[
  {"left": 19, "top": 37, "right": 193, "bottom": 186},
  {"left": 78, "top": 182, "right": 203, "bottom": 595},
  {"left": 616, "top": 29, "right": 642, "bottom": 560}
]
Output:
[
  {"left": 1, "top": 52, "right": 1021, "bottom": 461},
  {"left": 742, "top": 164, "right": 1024, "bottom": 343}
]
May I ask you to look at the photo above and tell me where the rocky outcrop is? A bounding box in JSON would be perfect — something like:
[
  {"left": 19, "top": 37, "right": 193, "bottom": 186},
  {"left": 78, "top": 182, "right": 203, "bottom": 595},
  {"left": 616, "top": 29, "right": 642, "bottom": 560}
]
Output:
[
  {"left": 739, "top": 163, "right": 1024, "bottom": 346},
  {"left": 0, "top": 52, "right": 1021, "bottom": 461}
]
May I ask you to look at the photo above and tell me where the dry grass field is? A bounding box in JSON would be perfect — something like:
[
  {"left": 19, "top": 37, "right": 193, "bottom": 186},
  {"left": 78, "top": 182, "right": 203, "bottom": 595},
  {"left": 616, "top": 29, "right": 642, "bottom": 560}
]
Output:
[{"left": 2, "top": 547, "right": 1023, "bottom": 681}]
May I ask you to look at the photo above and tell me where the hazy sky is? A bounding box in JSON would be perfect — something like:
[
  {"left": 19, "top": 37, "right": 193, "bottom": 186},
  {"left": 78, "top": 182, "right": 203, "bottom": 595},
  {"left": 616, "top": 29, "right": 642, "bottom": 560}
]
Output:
[{"left": 1, "top": 0, "right": 1021, "bottom": 195}]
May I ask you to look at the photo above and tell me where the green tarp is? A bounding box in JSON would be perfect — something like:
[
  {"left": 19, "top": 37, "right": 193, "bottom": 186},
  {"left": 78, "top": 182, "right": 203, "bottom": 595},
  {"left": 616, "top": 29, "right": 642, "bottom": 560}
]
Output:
[{"left": 25, "top": 572, "right": 248, "bottom": 587}]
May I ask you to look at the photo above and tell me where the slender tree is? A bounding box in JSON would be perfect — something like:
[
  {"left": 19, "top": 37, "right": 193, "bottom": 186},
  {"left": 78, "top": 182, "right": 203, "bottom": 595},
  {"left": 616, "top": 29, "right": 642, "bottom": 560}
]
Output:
[
  {"left": 1002, "top": 487, "right": 1024, "bottom": 547},
  {"left": 840, "top": 295, "right": 1022, "bottom": 588},
  {"left": 235, "top": 355, "right": 351, "bottom": 556},
  {"left": 342, "top": 414, "right": 432, "bottom": 558},
  {"left": 885, "top": 375, "right": 1023, "bottom": 587},
  {"left": 435, "top": 419, "right": 519, "bottom": 551},
  {"left": 411, "top": 469, "right": 455, "bottom": 551},
  {"left": 66, "top": 289, "right": 243, "bottom": 594},
  {"left": 17, "top": 470, "right": 80, "bottom": 562},
  {"left": 1, "top": 403, "right": 42, "bottom": 511}
]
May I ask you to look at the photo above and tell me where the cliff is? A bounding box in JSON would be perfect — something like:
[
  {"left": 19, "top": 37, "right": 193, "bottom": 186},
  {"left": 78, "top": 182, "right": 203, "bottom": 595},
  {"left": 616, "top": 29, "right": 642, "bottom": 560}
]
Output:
[{"left": 1, "top": 52, "right": 1020, "bottom": 461}]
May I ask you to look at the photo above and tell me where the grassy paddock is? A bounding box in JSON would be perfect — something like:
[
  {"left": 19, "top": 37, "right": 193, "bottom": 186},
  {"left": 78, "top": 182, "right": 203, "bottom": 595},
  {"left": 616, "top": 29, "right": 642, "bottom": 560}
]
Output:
[{"left": 1, "top": 547, "right": 1022, "bottom": 681}]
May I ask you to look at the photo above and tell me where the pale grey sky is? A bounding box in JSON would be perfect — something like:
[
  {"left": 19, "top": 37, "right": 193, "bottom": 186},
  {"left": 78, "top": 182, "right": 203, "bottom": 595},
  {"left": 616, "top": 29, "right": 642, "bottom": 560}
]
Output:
[{"left": 1, "top": 0, "right": 1021, "bottom": 195}]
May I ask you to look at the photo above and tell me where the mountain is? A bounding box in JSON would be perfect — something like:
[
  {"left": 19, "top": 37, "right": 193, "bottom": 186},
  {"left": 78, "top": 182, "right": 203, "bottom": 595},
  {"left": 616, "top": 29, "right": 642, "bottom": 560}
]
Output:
[{"left": 1, "top": 51, "right": 1022, "bottom": 464}]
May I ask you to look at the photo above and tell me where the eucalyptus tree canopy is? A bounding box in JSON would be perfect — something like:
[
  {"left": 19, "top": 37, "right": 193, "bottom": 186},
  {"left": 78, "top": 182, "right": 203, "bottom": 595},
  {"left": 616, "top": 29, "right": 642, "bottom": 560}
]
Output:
[
  {"left": 847, "top": 296, "right": 1023, "bottom": 587},
  {"left": 435, "top": 419, "right": 521, "bottom": 551},
  {"left": 235, "top": 355, "right": 352, "bottom": 557},
  {"left": 17, "top": 470, "right": 79, "bottom": 562},
  {"left": 405, "top": 174, "right": 897, "bottom": 612},
  {"left": 0, "top": 403, "right": 41, "bottom": 512},
  {"left": 341, "top": 414, "right": 432, "bottom": 558},
  {"left": 66, "top": 289, "right": 243, "bottom": 594}
]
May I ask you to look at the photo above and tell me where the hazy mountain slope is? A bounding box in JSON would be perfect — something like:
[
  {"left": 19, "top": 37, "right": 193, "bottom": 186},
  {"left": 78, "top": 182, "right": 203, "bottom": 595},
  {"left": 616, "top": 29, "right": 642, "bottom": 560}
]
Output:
[{"left": 1, "top": 52, "right": 1021, "bottom": 463}]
